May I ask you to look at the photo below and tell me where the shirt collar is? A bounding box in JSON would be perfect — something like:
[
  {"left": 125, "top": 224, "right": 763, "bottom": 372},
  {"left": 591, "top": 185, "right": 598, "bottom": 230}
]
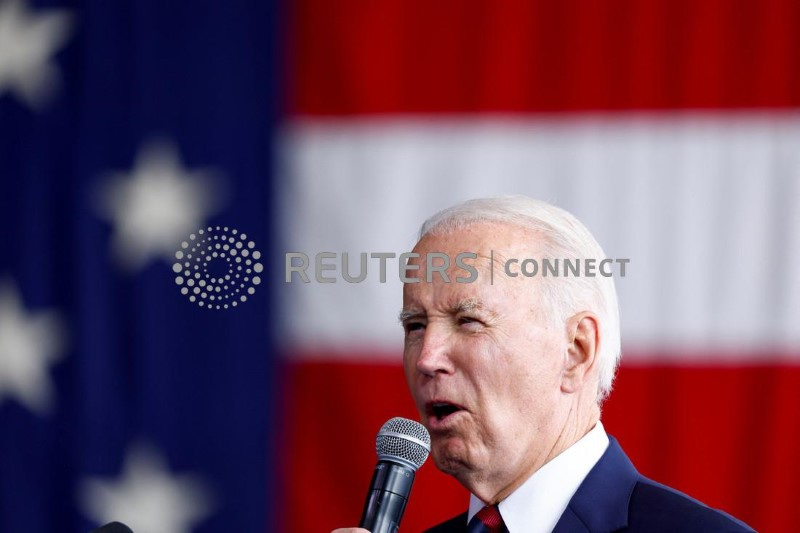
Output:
[{"left": 467, "top": 421, "right": 609, "bottom": 532}]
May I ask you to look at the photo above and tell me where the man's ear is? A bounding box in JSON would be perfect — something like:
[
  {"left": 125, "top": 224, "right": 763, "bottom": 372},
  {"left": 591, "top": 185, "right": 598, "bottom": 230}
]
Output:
[{"left": 561, "top": 312, "right": 601, "bottom": 394}]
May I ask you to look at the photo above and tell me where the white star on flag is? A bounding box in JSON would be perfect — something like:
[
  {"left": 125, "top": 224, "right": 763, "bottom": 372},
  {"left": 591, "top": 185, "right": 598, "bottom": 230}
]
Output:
[
  {"left": 0, "top": 280, "right": 66, "bottom": 415},
  {"left": 0, "top": 0, "right": 73, "bottom": 110},
  {"left": 96, "top": 139, "right": 226, "bottom": 272},
  {"left": 80, "top": 444, "right": 215, "bottom": 533}
]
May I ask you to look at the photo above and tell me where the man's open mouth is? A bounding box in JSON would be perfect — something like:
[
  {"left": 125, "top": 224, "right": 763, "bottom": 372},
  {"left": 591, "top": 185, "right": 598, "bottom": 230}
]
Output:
[{"left": 427, "top": 401, "right": 465, "bottom": 421}]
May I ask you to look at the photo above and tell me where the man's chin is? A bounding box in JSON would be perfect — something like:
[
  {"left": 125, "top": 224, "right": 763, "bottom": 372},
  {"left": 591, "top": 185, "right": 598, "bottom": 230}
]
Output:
[{"left": 431, "top": 437, "right": 472, "bottom": 476}]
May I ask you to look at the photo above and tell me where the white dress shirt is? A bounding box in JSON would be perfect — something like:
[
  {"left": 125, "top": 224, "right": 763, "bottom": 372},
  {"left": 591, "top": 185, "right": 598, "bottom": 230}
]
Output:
[{"left": 467, "top": 421, "right": 610, "bottom": 533}]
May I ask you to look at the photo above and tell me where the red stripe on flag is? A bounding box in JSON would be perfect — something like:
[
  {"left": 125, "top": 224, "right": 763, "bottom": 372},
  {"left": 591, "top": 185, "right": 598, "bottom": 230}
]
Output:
[
  {"left": 288, "top": 0, "right": 800, "bottom": 114},
  {"left": 283, "top": 357, "right": 800, "bottom": 532},
  {"left": 283, "top": 359, "right": 466, "bottom": 532}
]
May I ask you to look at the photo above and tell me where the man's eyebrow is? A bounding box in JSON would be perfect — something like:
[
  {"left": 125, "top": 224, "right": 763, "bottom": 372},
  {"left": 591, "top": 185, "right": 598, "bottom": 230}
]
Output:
[
  {"left": 453, "top": 298, "right": 498, "bottom": 320},
  {"left": 398, "top": 309, "right": 424, "bottom": 323},
  {"left": 454, "top": 298, "right": 481, "bottom": 313},
  {"left": 398, "top": 299, "right": 493, "bottom": 323}
]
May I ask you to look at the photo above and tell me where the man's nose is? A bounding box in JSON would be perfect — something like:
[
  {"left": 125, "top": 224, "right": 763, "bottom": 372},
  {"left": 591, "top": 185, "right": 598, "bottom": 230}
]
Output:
[{"left": 415, "top": 325, "right": 455, "bottom": 377}]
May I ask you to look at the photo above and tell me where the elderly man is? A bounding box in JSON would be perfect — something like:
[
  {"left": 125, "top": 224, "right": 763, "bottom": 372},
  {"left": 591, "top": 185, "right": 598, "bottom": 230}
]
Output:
[{"left": 336, "top": 196, "right": 753, "bottom": 533}]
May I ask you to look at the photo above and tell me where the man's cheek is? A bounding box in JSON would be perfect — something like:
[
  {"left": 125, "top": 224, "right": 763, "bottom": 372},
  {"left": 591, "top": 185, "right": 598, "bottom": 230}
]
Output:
[{"left": 402, "top": 356, "right": 416, "bottom": 384}]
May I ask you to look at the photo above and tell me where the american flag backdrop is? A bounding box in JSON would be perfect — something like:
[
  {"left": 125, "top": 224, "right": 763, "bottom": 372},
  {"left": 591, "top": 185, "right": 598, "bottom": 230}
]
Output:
[
  {"left": 281, "top": 1, "right": 800, "bottom": 533},
  {"left": 2, "top": 1, "right": 800, "bottom": 533}
]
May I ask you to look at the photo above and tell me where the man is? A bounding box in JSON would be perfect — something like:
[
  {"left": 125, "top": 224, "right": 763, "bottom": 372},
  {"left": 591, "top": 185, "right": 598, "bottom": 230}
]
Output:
[{"left": 335, "top": 196, "right": 753, "bottom": 532}]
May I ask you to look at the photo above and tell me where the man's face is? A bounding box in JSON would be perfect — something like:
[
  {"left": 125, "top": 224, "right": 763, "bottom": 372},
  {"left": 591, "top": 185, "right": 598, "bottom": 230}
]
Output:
[{"left": 402, "top": 222, "right": 571, "bottom": 498}]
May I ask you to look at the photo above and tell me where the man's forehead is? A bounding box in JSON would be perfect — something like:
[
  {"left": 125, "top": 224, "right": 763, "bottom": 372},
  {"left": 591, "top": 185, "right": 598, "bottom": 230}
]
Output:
[
  {"left": 410, "top": 225, "right": 546, "bottom": 269},
  {"left": 413, "top": 220, "right": 542, "bottom": 247}
]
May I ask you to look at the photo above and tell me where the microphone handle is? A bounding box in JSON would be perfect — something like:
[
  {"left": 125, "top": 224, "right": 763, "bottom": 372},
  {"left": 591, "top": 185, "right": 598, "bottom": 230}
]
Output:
[{"left": 359, "top": 460, "right": 416, "bottom": 533}]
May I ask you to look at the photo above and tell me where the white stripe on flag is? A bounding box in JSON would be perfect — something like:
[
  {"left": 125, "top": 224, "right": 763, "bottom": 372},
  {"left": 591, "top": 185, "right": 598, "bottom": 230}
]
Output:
[{"left": 278, "top": 113, "right": 800, "bottom": 361}]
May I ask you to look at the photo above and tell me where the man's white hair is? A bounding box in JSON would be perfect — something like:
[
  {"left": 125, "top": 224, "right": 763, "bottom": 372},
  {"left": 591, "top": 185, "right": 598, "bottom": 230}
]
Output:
[{"left": 419, "top": 195, "right": 621, "bottom": 401}]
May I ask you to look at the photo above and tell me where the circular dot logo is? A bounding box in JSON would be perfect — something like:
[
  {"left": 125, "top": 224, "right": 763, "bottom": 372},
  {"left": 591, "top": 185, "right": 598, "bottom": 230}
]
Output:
[{"left": 173, "top": 226, "right": 263, "bottom": 310}]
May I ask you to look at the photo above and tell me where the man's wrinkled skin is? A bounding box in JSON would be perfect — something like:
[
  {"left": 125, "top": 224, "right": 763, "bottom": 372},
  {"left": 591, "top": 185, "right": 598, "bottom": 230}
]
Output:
[{"left": 400, "top": 222, "right": 602, "bottom": 505}]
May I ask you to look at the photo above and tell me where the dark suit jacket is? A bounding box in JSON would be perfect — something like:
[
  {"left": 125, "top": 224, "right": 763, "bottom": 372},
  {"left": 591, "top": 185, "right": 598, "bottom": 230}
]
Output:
[{"left": 425, "top": 437, "right": 754, "bottom": 532}]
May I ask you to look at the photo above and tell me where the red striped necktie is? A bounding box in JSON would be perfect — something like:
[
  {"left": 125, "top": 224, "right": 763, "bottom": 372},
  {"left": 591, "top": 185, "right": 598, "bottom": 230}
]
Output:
[{"left": 467, "top": 505, "right": 508, "bottom": 533}]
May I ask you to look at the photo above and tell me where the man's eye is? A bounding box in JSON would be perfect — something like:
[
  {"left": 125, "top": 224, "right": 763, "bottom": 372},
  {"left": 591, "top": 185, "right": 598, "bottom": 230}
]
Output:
[
  {"left": 404, "top": 322, "right": 425, "bottom": 333},
  {"left": 458, "top": 316, "right": 482, "bottom": 328}
]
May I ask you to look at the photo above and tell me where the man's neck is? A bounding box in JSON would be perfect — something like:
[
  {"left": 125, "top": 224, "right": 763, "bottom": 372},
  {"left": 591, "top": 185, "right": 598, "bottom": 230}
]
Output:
[
  {"left": 464, "top": 407, "right": 601, "bottom": 504},
  {"left": 467, "top": 421, "right": 610, "bottom": 533}
]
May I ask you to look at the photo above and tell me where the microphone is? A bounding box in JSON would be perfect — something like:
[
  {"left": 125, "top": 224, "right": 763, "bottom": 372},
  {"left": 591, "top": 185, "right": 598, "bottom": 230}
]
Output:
[
  {"left": 90, "top": 522, "right": 134, "bottom": 533},
  {"left": 359, "top": 417, "right": 431, "bottom": 533}
]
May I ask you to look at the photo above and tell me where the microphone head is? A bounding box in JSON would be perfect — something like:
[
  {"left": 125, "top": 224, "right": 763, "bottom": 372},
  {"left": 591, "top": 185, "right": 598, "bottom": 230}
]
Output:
[
  {"left": 375, "top": 417, "right": 431, "bottom": 470},
  {"left": 91, "top": 522, "right": 134, "bottom": 533}
]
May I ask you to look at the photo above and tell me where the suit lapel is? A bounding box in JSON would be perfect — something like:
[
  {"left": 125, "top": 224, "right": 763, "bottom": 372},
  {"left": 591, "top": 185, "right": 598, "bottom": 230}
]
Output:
[
  {"left": 552, "top": 506, "right": 592, "bottom": 532},
  {"left": 552, "top": 437, "right": 638, "bottom": 533}
]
